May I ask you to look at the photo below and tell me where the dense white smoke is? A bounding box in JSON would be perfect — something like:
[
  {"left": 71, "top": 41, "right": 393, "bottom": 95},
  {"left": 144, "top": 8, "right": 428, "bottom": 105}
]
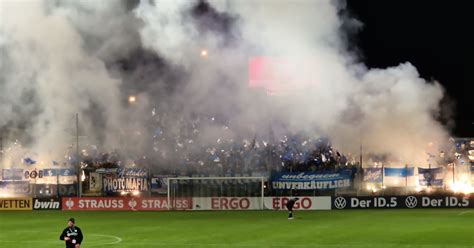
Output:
[
  {"left": 134, "top": 0, "right": 449, "bottom": 165},
  {"left": 0, "top": 0, "right": 126, "bottom": 164},
  {"left": 0, "top": 0, "right": 449, "bottom": 168}
]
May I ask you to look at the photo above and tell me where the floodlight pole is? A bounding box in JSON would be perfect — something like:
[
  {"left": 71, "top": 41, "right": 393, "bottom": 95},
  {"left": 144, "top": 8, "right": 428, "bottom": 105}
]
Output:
[
  {"left": 261, "top": 177, "right": 264, "bottom": 210},
  {"left": 382, "top": 163, "right": 385, "bottom": 194},
  {"left": 0, "top": 134, "right": 3, "bottom": 160},
  {"left": 76, "top": 113, "right": 82, "bottom": 197},
  {"left": 359, "top": 141, "right": 363, "bottom": 195},
  {"left": 429, "top": 163, "right": 431, "bottom": 187},
  {"left": 359, "top": 128, "right": 363, "bottom": 195},
  {"left": 452, "top": 163, "right": 455, "bottom": 187},
  {"left": 405, "top": 164, "right": 408, "bottom": 195}
]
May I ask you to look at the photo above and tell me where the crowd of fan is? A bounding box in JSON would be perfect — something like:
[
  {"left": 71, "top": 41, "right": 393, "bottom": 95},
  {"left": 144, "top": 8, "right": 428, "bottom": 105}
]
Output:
[
  {"left": 76, "top": 112, "right": 360, "bottom": 176},
  {"left": 434, "top": 138, "right": 474, "bottom": 168},
  {"left": 362, "top": 138, "right": 474, "bottom": 170},
  {"left": 6, "top": 110, "right": 471, "bottom": 177}
]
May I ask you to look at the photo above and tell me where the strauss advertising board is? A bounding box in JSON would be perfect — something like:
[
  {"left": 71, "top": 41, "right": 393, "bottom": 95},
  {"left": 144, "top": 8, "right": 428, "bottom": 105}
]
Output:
[
  {"left": 332, "top": 195, "right": 474, "bottom": 210},
  {"left": 62, "top": 197, "right": 192, "bottom": 211}
]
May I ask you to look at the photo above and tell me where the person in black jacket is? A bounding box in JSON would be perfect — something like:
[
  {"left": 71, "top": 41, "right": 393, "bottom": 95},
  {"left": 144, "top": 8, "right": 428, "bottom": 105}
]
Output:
[
  {"left": 286, "top": 197, "right": 299, "bottom": 219},
  {"left": 59, "top": 218, "right": 83, "bottom": 248}
]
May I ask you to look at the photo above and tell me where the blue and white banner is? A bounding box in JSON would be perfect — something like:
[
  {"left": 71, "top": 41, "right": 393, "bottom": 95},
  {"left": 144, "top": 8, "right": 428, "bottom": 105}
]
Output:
[
  {"left": 364, "top": 168, "right": 383, "bottom": 183},
  {"left": 2, "top": 168, "right": 24, "bottom": 180},
  {"left": 384, "top": 167, "right": 415, "bottom": 177},
  {"left": 418, "top": 167, "right": 444, "bottom": 186},
  {"left": 0, "top": 180, "right": 30, "bottom": 195},
  {"left": 2, "top": 168, "right": 76, "bottom": 184},
  {"left": 383, "top": 167, "right": 415, "bottom": 186},
  {"left": 151, "top": 175, "right": 175, "bottom": 194},
  {"left": 271, "top": 170, "right": 353, "bottom": 190},
  {"left": 29, "top": 168, "right": 77, "bottom": 184}
]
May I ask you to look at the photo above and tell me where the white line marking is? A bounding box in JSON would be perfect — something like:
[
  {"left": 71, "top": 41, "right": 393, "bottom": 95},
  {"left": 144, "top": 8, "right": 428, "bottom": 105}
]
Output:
[
  {"left": 0, "top": 240, "right": 471, "bottom": 248},
  {"left": 87, "top": 234, "right": 123, "bottom": 246},
  {"left": 458, "top": 210, "right": 472, "bottom": 216},
  {"left": 92, "top": 242, "right": 472, "bottom": 248},
  {"left": 0, "top": 233, "right": 122, "bottom": 246}
]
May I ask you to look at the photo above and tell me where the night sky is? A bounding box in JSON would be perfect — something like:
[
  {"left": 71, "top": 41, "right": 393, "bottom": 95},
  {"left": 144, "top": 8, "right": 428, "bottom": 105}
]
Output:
[{"left": 347, "top": 0, "right": 474, "bottom": 137}]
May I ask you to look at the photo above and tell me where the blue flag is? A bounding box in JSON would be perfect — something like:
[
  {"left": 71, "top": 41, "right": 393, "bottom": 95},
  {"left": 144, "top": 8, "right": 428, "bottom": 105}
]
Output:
[
  {"left": 418, "top": 167, "right": 443, "bottom": 186},
  {"left": 23, "top": 157, "right": 36, "bottom": 165},
  {"left": 384, "top": 167, "right": 414, "bottom": 177}
]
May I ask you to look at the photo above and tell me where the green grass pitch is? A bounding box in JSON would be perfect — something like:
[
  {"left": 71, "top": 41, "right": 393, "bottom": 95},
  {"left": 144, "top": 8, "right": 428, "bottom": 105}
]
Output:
[{"left": 1, "top": 210, "right": 473, "bottom": 248}]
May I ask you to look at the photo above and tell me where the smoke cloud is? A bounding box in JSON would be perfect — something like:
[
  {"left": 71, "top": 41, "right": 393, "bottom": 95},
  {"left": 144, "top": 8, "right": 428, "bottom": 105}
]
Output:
[{"left": 0, "top": 0, "right": 449, "bottom": 168}]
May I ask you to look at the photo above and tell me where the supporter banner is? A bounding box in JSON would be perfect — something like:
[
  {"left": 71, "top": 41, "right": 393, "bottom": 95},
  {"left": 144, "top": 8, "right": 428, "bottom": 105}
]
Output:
[
  {"left": 62, "top": 197, "right": 192, "bottom": 211},
  {"left": 103, "top": 168, "right": 149, "bottom": 193},
  {"left": 25, "top": 168, "right": 77, "bottom": 184},
  {"left": 52, "top": 168, "right": 76, "bottom": 184},
  {"left": 23, "top": 169, "right": 44, "bottom": 181},
  {"left": 384, "top": 167, "right": 415, "bottom": 177},
  {"left": 89, "top": 173, "right": 101, "bottom": 191},
  {"left": 2, "top": 168, "right": 24, "bottom": 180},
  {"left": 38, "top": 169, "right": 59, "bottom": 183},
  {"left": 0, "top": 197, "right": 33, "bottom": 210},
  {"left": 33, "top": 198, "right": 61, "bottom": 210},
  {"left": 332, "top": 195, "right": 474, "bottom": 210},
  {"left": 271, "top": 170, "right": 352, "bottom": 190},
  {"left": 151, "top": 175, "right": 174, "bottom": 194},
  {"left": 363, "top": 168, "right": 383, "bottom": 183},
  {"left": 192, "top": 197, "right": 331, "bottom": 210},
  {"left": 383, "top": 167, "right": 415, "bottom": 186},
  {"left": 0, "top": 180, "right": 31, "bottom": 195},
  {"left": 418, "top": 167, "right": 444, "bottom": 186}
]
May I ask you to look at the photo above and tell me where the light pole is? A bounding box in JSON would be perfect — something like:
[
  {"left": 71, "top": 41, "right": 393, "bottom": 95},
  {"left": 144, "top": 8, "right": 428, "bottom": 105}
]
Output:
[{"left": 76, "top": 113, "right": 82, "bottom": 197}]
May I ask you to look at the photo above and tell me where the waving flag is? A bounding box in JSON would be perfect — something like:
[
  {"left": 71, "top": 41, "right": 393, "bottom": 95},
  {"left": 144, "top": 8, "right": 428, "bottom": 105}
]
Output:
[
  {"left": 418, "top": 167, "right": 444, "bottom": 186},
  {"left": 364, "top": 168, "right": 383, "bottom": 183},
  {"left": 383, "top": 167, "right": 415, "bottom": 186},
  {"left": 23, "top": 157, "right": 36, "bottom": 165}
]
